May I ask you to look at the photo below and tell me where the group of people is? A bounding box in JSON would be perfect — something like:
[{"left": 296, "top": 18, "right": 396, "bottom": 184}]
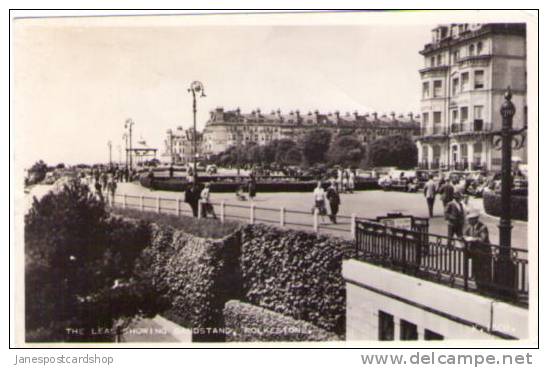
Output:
[
  {"left": 183, "top": 182, "right": 217, "bottom": 219},
  {"left": 423, "top": 175, "right": 490, "bottom": 244},
  {"left": 312, "top": 181, "right": 341, "bottom": 224},
  {"left": 333, "top": 168, "right": 356, "bottom": 194}
]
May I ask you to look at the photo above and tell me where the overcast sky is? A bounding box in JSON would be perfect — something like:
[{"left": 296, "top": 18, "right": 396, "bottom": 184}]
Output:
[{"left": 14, "top": 19, "right": 433, "bottom": 167}]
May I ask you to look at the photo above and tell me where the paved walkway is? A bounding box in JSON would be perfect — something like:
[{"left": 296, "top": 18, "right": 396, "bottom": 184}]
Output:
[
  {"left": 121, "top": 315, "right": 191, "bottom": 343},
  {"left": 113, "top": 182, "right": 528, "bottom": 250}
]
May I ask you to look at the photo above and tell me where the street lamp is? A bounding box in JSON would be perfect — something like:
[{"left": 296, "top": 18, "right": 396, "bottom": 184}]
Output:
[
  {"left": 124, "top": 118, "right": 135, "bottom": 170},
  {"left": 492, "top": 86, "right": 527, "bottom": 295},
  {"left": 107, "top": 140, "right": 112, "bottom": 166},
  {"left": 122, "top": 133, "right": 128, "bottom": 168},
  {"left": 188, "top": 81, "right": 206, "bottom": 182}
]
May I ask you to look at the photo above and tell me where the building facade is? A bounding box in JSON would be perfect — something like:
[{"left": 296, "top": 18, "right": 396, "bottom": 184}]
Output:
[
  {"left": 163, "top": 127, "right": 203, "bottom": 164},
  {"left": 202, "top": 107, "right": 421, "bottom": 155},
  {"left": 417, "top": 23, "right": 527, "bottom": 172}
]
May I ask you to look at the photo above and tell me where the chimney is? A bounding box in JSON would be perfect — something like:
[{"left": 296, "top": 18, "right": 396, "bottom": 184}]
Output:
[
  {"left": 236, "top": 107, "right": 241, "bottom": 115},
  {"left": 408, "top": 112, "right": 414, "bottom": 121},
  {"left": 391, "top": 111, "right": 396, "bottom": 121},
  {"left": 256, "top": 108, "right": 261, "bottom": 115},
  {"left": 353, "top": 110, "right": 359, "bottom": 118},
  {"left": 296, "top": 109, "right": 301, "bottom": 119},
  {"left": 372, "top": 112, "right": 378, "bottom": 120}
]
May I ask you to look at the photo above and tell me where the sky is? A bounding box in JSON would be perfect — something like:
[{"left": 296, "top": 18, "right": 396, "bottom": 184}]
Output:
[{"left": 13, "top": 17, "right": 433, "bottom": 167}]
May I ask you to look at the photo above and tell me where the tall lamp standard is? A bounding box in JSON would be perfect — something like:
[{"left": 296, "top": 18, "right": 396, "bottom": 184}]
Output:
[
  {"left": 107, "top": 140, "right": 112, "bottom": 166},
  {"left": 492, "top": 87, "right": 527, "bottom": 295},
  {"left": 188, "top": 81, "right": 206, "bottom": 182},
  {"left": 125, "top": 119, "right": 135, "bottom": 170},
  {"left": 122, "top": 133, "right": 129, "bottom": 168}
]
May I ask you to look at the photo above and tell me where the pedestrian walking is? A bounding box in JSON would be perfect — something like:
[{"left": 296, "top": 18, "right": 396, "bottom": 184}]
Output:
[
  {"left": 444, "top": 191, "right": 465, "bottom": 240},
  {"left": 200, "top": 183, "right": 217, "bottom": 219},
  {"left": 94, "top": 180, "right": 104, "bottom": 202},
  {"left": 326, "top": 183, "right": 341, "bottom": 224},
  {"left": 348, "top": 170, "right": 355, "bottom": 193},
  {"left": 423, "top": 175, "right": 437, "bottom": 218},
  {"left": 107, "top": 177, "right": 117, "bottom": 206},
  {"left": 248, "top": 176, "right": 257, "bottom": 201},
  {"left": 184, "top": 183, "right": 201, "bottom": 217},
  {"left": 438, "top": 178, "right": 454, "bottom": 208},
  {"left": 312, "top": 181, "right": 327, "bottom": 222}
]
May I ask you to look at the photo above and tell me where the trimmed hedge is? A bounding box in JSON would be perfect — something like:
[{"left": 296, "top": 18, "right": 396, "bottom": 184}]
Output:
[
  {"left": 483, "top": 189, "right": 528, "bottom": 221},
  {"left": 240, "top": 224, "right": 356, "bottom": 338},
  {"left": 223, "top": 300, "right": 340, "bottom": 342},
  {"left": 139, "top": 224, "right": 242, "bottom": 342},
  {"left": 140, "top": 176, "right": 379, "bottom": 193}
]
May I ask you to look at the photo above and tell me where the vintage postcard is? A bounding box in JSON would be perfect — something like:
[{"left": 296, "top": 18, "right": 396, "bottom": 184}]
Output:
[{"left": 11, "top": 10, "right": 538, "bottom": 348}]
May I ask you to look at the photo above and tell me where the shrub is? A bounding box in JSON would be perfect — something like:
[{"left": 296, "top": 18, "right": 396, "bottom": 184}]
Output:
[
  {"left": 139, "top": 176, "right": 379, "bottom": 193},
  {"left": 483, "top": 189, "right": 528, "bottom": 221},
  {"left": 111, "top": 207, "right": 240, "bottom": 239},
  {"left": 223, "top": 300, "right": 339, "bottom": 342},
  {"left": 139, "top": 225, "right": 242, "bottom": 341},
  {"left": 25, "top": 180, "right": 158, "bottom": 342},
  {"left": 239, "top": 224, "right": 356, "bottom": 338}
]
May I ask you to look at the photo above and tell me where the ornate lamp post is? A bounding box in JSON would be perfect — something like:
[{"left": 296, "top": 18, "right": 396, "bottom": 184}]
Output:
[
  {"left": 124, "top": 119, "right": 135, "bottom": 169},
  {"left": 188, "top": 81, "right": 206, "bottom": 182},
  {"left": 491, "top": 87, "right": 527, "bottom": 295},
  {"left": 107, "top": 140, "right": 112, "bottom": 166}
]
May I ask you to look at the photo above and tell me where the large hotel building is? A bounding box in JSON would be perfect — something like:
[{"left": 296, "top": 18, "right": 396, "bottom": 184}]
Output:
[
  {"left": 200, "top": 107, "right": 421, "bottom": 156},
  {"left": 416, "top": 23, "right": 527, "bottom": 172}
]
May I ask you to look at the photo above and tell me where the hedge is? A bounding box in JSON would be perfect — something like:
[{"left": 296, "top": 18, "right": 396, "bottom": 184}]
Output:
[
  {"left": 140, "top": 176, "right": 379, "bottom": 193},
  {"left": 223, "top": 300, "right": 340, "bottom": 342},
  {"left": 139, "top": 224, "right": 242, "bottom": 342},
  {"left": 483, "top": 189, "right": 528, "bottom": 221},
  {"left": 239, "top": 224, "right": 356, "bottom": 338}
]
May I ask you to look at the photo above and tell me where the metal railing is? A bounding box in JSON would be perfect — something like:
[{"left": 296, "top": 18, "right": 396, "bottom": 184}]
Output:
[
  {"left": 110, "top": 193, "right": 357, "bottom": 238},
  {"left": 355, "top": 219, "right": 528, "bottom": 304}
]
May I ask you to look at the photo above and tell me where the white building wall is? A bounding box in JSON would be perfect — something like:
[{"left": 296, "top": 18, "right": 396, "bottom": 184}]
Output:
[{"left": 343, "top": 259, "right": 528, "bottom": 341}]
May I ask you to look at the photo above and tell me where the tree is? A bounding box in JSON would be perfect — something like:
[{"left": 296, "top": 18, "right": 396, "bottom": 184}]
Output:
[
  {"left": 26, "top": 160, "right": 48, "bottom": 185},
  {"left": 25, "top": 180, "right": 158, "bottom": 342},
  {"left": 367, "top": 135, "right": 418, "bottom": 169},
  {"left": 302, "top": 129, "right": 332, "bottom": 166},
  {"left": 326, "top": 136, "right": 366, "bottom": 167}
]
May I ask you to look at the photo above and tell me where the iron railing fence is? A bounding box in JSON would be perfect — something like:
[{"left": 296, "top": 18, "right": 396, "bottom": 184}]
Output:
[{"left": 355, "top": 219, "right": 528, "bottom": 305}]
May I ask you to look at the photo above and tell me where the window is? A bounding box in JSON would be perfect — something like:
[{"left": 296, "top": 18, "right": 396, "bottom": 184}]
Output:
[
  {"left": 452, "top": 50, "right": 460, "bottom": 63},
  {"left": 436, "top": 54, "right": 442, "bottom": 66},
  {"left": 378, "top": 311, "right": 394, "bottom": 341},
  {"left": 433, "top": 80, "right": 443, "bottom": 97},
  {"left": 452, "top": 109, "right": 458, "bottom": 124},
  {"left": 422, "top": 82, "right": 430, "bottom": 99},
  {"left": 400, "top": 320, "right": 418, "bottom": 341},
  {"left": 433, "top": 111, "right": 442, "bottom": 124},
  {"left": 461, "top": 72, "right": 469, "bottom": 91},
  {"left": 474, "top": 70, "right": 484, "bottom": 89},
  {"left": 452, "top": 77, "right": 459, "bottom": 96},
  {"left": 422, "top": 112, "right": 429, "bottom": 125},
  {"left": 430, "top": 56, "right": 435, "bottom": 67},
  {"left": 469, "top": 44, "right": 475, "bottom": 56},
  {"left": 474, "top": 105, "right": 484, "bottom": 130},
  {"left": 477, "top": 41, "right": 483, "bottom": 54},
  {"left": 460, "top": 106, "right": 468, "bottom": 123},
  {"left": 425, "top": 329, "right": 444, "bottom": 340}
]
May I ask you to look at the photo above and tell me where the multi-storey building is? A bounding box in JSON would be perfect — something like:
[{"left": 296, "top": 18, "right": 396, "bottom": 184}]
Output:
[
  {"left": 416, "top": 23, "right": 527, "bottom": 172},
  {"left": 163, "top": 126, "right": 203, "bottom": 164},
  {"left": 201, "top": 107, "right": 421, "bottom": 155}
]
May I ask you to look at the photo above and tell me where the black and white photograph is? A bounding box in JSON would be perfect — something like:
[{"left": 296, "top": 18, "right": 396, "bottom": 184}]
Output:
[{"left": 11, "top": 10, "right": 538, "bottom": 348}]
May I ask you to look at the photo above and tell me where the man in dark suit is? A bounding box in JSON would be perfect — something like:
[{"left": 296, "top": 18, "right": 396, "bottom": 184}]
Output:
[
  {"left": 423, "top": 175, "right": 437, "bottom": 218},
  {"left": 444, "top": 191, "right": 465, "bottom": 240},
  {"left": 438, "top": 178, "right": 455, "bottom": 208}
]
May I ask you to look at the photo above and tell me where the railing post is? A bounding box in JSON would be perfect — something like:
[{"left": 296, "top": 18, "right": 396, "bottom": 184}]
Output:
[
  {"left": 463, "top": 241, "right": 469, "bottom": 291},
  {"left": 139, "top": 195, "right": 144, "bottom": 211},
  {"left": 249, "top": 203, "right": 255, "bottom": 224},
  {"left": 177, "top": 198, "right": 181, "bottom": 216},
  {"left": 156, "top": 195, "right": 161, "bottom": 214},
  {"left": 220, "top": 200, "right": 225, "bottom": 223},
  {"left": 122, "top": 194, "right": 127, "bottom": 209},
  {"left": 350, "top": 213, "right": 357, "bottom": 239},
  {"left": 280, "top": 207, "right": 285, "bottom": 227},
  {"left": 198, "top": 200, "right": 202, "bottom": 219},
  {"left": 313, "top": 208, "right": 319, "bottom": 233}
]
